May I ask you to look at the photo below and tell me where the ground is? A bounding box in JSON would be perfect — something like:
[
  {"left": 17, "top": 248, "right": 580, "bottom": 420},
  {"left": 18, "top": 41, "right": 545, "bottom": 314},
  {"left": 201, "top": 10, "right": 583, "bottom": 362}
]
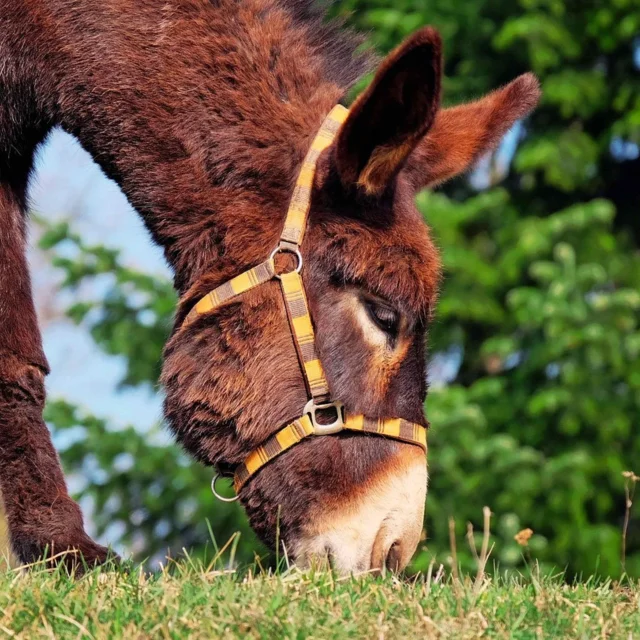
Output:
[{"left": 0, "top": 558, "right": 638, "bottom": 639}]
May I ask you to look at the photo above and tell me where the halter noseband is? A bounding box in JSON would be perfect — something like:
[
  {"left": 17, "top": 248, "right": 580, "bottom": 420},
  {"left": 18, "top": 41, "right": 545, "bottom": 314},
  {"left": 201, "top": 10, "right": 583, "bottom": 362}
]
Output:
[{"left": 181, "top": 105, "right": 427, "bottom": 497}]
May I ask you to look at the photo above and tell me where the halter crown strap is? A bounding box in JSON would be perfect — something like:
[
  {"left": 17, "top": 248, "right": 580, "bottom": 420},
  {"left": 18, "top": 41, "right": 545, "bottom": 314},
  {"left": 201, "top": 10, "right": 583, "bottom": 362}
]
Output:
[
  {"left": 280, "top": 105, "right": 349, "bottom": 247},
  {"left": 179, "top": 104, "right": 428, "bottom": 495},
  {"left": 181, "top": 105, "right": 348, "bottom": 332}
]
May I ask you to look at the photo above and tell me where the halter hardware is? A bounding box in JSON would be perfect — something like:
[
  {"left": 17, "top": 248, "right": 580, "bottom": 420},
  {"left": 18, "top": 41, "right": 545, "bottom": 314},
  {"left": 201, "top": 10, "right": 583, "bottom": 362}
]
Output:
[
  {"left": 304, "top": 399, "right": 345, "bottom": 435},
  {"left": 270, "top": 242, "right": 303, "bottom": 278},
  {"left": 179, "top": 105, "right": 428, "bottom": 499},
  {"left": 211, "top": 473, "right": 240, "bottom": 503}
]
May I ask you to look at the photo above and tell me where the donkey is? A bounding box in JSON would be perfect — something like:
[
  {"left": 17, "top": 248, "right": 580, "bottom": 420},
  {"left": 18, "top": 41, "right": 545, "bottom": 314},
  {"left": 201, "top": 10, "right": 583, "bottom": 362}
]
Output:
[{"left": 0, "top": 0, "right": 539, "bottom": 573}]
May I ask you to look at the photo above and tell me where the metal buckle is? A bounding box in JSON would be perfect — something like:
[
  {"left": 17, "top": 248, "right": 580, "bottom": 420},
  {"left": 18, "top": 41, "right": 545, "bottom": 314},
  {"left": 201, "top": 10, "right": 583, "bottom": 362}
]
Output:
[
  {"left": 270, "top": 242, "right": 303, "bottom": 279},
  {"left": 304, "top": 399, "right": 344, "bottom": 435}
]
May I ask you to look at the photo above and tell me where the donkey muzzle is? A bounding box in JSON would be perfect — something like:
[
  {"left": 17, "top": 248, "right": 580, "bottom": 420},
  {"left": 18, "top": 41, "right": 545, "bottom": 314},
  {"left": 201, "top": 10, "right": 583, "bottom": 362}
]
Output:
[{"left": 292, "top": 446, "right": 427, "bottom": 574}]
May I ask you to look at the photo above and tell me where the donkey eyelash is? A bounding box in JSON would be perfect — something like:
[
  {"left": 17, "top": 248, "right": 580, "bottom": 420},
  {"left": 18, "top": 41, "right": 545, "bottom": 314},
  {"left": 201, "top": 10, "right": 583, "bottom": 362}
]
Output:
[
  {"left": 363, "top": 298, "right": 400, "bottom": 337},
  {"left": 330, "top": 275, "right": 411, "bottom": 336}
]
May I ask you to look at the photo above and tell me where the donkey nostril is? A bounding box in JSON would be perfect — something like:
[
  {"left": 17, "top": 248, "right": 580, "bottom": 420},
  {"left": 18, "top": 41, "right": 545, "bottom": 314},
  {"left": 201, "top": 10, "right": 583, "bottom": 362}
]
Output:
[
  {"left": 323, "top": 544, "right": 335, "bottom": 571},
  {"left": 385, "top": 541, "right": 403, "bottom": 572},
  {"left": 371, "top": 529, "right": 405, "bottom": 574}
]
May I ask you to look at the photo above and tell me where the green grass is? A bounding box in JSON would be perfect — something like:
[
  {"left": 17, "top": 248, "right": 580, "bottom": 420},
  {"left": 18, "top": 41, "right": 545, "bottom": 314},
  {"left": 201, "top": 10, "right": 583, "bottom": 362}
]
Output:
[{"left": 0, "top": 558, "right": 638, "bottom": 639}]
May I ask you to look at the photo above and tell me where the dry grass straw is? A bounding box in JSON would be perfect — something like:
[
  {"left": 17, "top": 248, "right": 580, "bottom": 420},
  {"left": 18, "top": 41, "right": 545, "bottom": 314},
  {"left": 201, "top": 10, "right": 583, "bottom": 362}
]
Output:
[
  {"left": 0, "top": 490, "right": 17, "bottom": 571},
  {"left": 622, "top": 469, "right": 639, "bottom": 575},
  {"left": 0, "top": 499, "right": 639, "bottom": 639},
  {"left": 0, "top": 472, "right": 638, "bottom": 638},
  {"left": 447, "top": 506, "right": 495, "bottom": 619}
]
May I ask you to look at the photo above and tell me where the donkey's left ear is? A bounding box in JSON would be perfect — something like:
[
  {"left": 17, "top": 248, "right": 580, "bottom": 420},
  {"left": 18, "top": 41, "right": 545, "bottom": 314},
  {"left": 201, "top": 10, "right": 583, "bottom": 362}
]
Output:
[{"left": 334, "top": 27, "right": 442, "bottom": 197}]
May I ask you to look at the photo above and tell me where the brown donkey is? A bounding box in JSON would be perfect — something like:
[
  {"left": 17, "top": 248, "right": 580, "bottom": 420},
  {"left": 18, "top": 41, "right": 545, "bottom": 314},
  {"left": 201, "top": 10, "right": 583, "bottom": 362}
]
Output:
[{"left": 0, "top": 0, "right": 539, "bottom": 573}]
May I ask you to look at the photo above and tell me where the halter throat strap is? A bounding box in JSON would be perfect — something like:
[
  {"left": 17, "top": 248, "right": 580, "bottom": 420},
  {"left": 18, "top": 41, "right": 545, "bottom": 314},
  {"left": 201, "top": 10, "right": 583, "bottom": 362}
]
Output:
[{"left": 180, "top": 105, "right": 427, "bottom": 494}]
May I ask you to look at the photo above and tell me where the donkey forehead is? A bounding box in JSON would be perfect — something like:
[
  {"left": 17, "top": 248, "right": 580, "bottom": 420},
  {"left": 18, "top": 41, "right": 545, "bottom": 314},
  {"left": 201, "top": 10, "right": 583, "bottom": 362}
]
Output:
[{"left": 308, "top": 195, "right": 441, "bottom": 320}]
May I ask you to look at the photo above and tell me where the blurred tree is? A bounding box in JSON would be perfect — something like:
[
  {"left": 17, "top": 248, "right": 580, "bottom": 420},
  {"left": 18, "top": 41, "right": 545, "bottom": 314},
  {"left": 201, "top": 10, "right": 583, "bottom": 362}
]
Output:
[
  {"left": 337, "top": 0, "right": 640, "bottom": 237},
  {"left": 38, "top": 0, "right": 639, "bottom": 577}
]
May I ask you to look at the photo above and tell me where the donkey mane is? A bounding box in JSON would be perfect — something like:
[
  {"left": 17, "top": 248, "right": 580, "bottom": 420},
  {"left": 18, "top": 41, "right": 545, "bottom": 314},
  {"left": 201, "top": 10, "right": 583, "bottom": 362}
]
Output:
[{"left": 182, "top": 0, "right": 372, "bottom": 193}]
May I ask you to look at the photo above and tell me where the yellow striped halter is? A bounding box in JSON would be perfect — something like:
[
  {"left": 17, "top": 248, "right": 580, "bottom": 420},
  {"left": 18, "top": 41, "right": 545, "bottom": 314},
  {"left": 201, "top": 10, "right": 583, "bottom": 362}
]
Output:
[{"left": 181, "top": 105, "right": 428, "bottom": 499}]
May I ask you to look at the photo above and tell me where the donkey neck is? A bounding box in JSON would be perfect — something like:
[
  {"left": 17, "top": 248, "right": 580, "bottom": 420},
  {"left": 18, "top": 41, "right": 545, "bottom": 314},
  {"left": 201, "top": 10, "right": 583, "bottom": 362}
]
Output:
[{"left": 39, "top": 0, "right": 369, "bottom": 292}]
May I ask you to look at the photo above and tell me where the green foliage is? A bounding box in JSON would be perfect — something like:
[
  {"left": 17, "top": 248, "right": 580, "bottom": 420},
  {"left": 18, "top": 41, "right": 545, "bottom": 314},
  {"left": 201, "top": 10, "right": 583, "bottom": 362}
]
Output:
[
  {"left": 417, "top": 192, "right": 640, "bottom": 578},
  {"left": 39, "top": 0, "right": 640, "bottom": 577},
  {"left": 1, "top": 561, "right": 639, "bottom": 638},
  {"left": 39, "top": 221, "right": 175, "bottom": 388}
]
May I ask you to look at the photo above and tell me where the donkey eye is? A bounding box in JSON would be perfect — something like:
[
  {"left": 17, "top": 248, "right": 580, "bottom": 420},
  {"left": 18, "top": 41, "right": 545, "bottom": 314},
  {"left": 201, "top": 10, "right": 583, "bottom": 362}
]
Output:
[{"left": 364, "top": 299, "right": 400, "bottom": 337}]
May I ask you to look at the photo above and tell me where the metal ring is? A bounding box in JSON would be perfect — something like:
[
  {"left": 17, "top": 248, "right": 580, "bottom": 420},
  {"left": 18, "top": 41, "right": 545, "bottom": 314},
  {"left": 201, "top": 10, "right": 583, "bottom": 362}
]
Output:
[
  {"left": 211, "top": 473, "right": 240, "bottom": 503},
  {"left": 270, "top": 243, "right": 303, "bottom": 279}
]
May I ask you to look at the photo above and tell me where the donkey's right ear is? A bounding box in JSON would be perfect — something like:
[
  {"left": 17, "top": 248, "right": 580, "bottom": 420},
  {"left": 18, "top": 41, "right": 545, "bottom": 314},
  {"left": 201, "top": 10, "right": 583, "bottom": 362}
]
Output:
[
  {"left": 334, "top": 27, "right": 442, "bottom": 197},
  {"left": 403, "top": 73, "right": 541, "bottom": 190}
]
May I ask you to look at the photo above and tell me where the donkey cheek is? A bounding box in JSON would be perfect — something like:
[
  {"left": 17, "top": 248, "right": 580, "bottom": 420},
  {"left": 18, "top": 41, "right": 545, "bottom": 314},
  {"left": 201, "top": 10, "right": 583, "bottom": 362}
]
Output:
[{"left": 334, "top": 295, "right": 411, "bottom": 404}]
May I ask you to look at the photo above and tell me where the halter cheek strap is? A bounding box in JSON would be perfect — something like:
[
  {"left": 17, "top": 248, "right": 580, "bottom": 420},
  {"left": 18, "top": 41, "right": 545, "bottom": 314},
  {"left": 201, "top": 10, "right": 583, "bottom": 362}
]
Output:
[{"left": 181, "top": 105, "right": 428, "bottom": 495}]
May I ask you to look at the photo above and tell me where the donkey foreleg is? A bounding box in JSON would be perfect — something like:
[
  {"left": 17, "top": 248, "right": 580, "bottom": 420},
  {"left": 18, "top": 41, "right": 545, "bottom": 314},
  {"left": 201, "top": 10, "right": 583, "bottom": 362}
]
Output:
[{"left": 0, "top": 179, "right": 113, "bottom": 572}]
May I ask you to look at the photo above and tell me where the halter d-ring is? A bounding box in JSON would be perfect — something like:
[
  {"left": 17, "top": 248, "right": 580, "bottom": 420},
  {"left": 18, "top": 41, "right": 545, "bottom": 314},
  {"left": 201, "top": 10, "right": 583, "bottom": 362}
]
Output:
[
  {"left": 211, "top": 473, "right": 240, "bottom": 503},
  {"left": 270, "top": 242, "right": 303, "bottom": 279}
]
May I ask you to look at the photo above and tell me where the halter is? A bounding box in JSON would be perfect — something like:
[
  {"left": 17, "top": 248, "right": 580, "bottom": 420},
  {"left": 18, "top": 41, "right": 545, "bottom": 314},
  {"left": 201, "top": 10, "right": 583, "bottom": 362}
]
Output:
[{"left": 181, "top": 105, "right": 427, "bottom": 498}]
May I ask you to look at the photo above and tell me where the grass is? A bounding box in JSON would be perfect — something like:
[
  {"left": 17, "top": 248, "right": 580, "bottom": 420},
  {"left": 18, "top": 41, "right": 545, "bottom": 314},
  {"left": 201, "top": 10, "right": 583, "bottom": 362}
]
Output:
[
  {"left": 1, "top": 483, "right": 638, "bottom": 638},
  {"left": 0, "top": 557, "right": 638, "bottom": 639}
]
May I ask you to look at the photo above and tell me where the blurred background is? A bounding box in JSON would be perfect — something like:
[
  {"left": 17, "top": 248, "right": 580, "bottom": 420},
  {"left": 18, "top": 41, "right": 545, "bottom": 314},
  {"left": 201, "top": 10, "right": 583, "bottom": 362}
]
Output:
[{"left": 12, "top": 0, "right": 640, "bottom": 578}]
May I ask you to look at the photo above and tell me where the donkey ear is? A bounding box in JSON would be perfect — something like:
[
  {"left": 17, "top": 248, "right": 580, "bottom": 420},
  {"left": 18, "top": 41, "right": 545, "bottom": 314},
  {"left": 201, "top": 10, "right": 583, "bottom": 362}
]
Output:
[
  {"left": 404, "top": 73, "right": 541, "bottom": 190},
  {"left": 334, "top": 27, "right": 442, "bottom": 196}
]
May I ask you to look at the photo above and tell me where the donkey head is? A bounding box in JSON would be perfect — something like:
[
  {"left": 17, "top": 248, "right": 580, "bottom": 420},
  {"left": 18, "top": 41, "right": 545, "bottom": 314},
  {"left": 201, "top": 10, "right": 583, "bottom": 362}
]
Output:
[{"left": 162, "top": 27, "right": 539, "bottom": 573}]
